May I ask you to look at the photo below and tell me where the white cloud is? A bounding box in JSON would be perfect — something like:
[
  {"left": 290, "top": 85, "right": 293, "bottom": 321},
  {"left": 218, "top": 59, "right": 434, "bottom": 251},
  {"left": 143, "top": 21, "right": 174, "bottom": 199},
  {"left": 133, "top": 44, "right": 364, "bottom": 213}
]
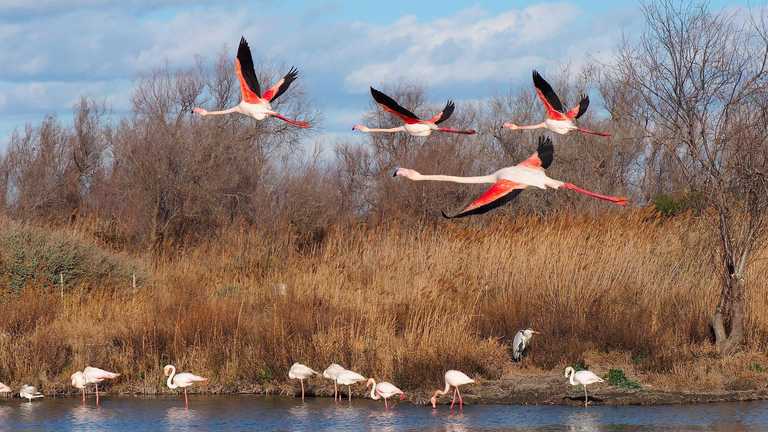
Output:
[{"left": 343, "top": 2, "right": 581, "bottom": 89}]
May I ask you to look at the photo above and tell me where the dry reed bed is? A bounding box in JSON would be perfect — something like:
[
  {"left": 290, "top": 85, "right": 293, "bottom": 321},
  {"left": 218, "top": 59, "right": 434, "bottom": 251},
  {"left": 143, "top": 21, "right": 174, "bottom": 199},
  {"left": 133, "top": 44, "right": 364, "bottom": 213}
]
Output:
[{"left": 0, "top": 212, "right": 766, "bottom": 394}]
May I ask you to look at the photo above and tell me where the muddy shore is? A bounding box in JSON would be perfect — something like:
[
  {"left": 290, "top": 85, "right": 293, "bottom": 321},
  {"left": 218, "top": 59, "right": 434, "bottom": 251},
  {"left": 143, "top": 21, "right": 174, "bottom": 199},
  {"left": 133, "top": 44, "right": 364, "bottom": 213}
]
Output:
[{"left": 37, "top": 370, "right": 768, "bottom": 407}]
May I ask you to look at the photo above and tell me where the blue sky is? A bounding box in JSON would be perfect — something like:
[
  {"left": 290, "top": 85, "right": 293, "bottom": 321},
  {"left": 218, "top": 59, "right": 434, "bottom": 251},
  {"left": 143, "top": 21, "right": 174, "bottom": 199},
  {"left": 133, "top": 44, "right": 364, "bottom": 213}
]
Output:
[{"left": 0, "top": 0, "right": 752, "bottom": 149}]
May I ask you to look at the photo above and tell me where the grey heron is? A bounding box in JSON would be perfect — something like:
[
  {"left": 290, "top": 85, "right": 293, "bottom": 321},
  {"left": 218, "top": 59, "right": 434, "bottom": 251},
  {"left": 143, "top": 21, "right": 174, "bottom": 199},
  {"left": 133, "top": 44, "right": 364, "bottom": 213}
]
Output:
[{"left": 512, "top": 328, "right": 540, "bottom": 361}]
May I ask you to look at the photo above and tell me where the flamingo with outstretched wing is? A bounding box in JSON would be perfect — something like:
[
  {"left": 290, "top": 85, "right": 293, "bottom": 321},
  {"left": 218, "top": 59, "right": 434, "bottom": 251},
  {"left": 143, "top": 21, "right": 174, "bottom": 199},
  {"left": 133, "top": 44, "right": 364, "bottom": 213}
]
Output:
[{"left": 193, "top": 37, "right": 309, "bottom": 128}]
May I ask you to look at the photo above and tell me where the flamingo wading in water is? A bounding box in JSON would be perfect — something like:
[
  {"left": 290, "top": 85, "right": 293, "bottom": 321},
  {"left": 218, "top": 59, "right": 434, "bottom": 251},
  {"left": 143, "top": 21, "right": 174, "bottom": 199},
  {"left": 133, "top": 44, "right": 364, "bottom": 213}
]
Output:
[
  {"left": 71, "top": 366, "right": 120, "bottom": 405},
  {"left": 353, "top": 88, "right": 475, "bottom": 137},
  {"left": 19, "top": 385, "right": 43, "bottom": 402},
  {"left": 430, "top": 370, "right": 475, "bottom": 409},
  {"left": 393, "top": 136, "right": 628, "bottom": 218},
  {"left": 503, "top": 71, "right": 610, "bottom": 137},
  {"left": 366, "top": 378, "right": 405, "bottom": 409},
  {"left": 164, "top": 365, "right": 207, "bottom": 409},
  {"left": 193, "top": 37, "right": 309, "bottom": 128},
  {"left": 322, "top": 363, "right": 346, "bottom": 401},
  {"left": 336, "top": 369, "right": 366, "bottom": 402},
  {"left": 289, "top": 362, "right": 318, "bottom": 401},
  {"left": 565, "top": 366, "right": 604, "bottom": 407}
]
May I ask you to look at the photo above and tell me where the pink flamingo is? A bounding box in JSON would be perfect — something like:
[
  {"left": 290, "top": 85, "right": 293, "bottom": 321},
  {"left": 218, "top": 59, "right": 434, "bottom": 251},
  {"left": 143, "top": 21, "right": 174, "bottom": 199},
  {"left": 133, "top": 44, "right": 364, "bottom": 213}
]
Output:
[
  {"left": 164, "top": 365, "right": 207, "bottom": 409},
  {"left": 503, "top": 71, "right": 610, "bottom": 137},
  {"left": 193, "top": 37, "right": 309, "bottom": 128},
  {"left": 71, "top": 366, "right": 120, "bottom": 405},
  {"left": 353, "top": 87, "right": 475, "bottom": 136},
  {"left": 394, "top": 136, "right": 627, "bottom": 218},
  {"left": 366, "top": 378, "right": 405, "bottom": 409},
  {"left": 430, "top": 370, "right": 474, "bottom": 410},
  {"left": 289, "top": 362, "right": 318, "bottom": 401}
]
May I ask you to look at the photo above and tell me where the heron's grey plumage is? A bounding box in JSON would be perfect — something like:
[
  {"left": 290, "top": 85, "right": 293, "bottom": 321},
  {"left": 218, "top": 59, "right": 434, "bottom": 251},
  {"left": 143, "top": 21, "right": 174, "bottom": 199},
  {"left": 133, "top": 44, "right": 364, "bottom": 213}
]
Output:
[{"left": 512, "top": 328, "right": 536, "bottom": 361}]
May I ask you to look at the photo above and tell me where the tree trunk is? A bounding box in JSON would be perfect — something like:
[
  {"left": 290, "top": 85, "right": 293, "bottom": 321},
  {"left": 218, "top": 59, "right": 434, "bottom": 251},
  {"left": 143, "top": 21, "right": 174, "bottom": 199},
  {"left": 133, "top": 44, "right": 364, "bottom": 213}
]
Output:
[{"left": 711, "top": 272, "right": 746, "bottom": 355}]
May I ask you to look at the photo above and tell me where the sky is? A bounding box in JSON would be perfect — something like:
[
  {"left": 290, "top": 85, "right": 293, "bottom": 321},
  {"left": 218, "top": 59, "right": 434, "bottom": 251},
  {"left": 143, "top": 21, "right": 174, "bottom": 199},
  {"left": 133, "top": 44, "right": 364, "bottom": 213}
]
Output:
[{"left": 0, "top": 0, "right": 751, "bottom": 150}]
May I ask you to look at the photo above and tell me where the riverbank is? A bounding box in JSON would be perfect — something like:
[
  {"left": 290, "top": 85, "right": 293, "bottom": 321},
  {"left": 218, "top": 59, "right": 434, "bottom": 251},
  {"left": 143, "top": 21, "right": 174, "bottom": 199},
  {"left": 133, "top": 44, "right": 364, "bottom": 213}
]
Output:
[{"left": 2, "top": 214, "right": 768, "bottom": 405}]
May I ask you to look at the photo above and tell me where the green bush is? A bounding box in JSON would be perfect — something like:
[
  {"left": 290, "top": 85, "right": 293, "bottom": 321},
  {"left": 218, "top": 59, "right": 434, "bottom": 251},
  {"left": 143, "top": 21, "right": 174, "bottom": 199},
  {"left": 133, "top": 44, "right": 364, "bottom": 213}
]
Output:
[
  {"left": 0, "top": 221, "right": 143, "bottom": 294},
  {"left": 606, "top": 368, "right": 641, "bottom": 389},
  {"left": 652, "top": 192, "right": 705, "bottom": 216}
]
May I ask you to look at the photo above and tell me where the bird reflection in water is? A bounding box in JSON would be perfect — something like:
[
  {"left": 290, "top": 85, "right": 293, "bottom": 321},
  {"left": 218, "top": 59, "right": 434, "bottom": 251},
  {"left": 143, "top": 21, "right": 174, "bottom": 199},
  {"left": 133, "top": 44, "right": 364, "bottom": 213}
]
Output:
[
  {"left": 565, "top": 409, "right": 601, "bottom": 432},
  {"left": 165, "top": 406, "right": 200, "bottom": 429}
]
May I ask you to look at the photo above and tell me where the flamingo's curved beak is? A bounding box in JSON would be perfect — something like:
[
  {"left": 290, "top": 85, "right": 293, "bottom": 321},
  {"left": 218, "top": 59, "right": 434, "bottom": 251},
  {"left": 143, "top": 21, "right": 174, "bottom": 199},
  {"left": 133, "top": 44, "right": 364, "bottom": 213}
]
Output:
[
  {"left": 399, "top": 393, "right": 406, "bottom": 401},
  {"left": 391, "top": 167, "right": 400, "bottom": 177}
]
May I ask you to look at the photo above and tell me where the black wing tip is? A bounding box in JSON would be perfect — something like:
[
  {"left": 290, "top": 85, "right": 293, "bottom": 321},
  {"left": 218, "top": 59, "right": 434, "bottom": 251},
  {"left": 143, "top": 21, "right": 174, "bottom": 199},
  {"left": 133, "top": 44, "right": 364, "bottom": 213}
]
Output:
[
  {"left": 286, "top": 67, "right": 299, "bottom": 80},
  {"left": 537, "top": 136, "right": 554, "bottom": 169}
]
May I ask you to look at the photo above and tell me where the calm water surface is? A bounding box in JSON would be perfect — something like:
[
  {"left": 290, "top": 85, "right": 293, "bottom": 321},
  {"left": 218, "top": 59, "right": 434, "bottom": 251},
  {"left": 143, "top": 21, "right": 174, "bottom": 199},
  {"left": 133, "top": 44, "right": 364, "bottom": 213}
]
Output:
[{"left": 1, "top": 396, "right": 767, "bottom": 431}]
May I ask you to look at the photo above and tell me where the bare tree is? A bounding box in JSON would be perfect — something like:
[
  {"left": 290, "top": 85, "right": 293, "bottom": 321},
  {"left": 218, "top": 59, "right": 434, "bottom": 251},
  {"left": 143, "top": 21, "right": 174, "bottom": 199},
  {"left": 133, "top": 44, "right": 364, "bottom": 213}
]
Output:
[{"left": 613, "top": 0, "right": 768, "bottom": 353}]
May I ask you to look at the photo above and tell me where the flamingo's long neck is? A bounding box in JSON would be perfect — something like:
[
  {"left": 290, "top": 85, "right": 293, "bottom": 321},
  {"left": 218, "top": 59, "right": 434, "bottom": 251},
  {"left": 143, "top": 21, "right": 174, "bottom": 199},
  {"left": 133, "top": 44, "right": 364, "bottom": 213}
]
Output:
[
  {"left": 412, "top": 174, "right": 496, "bottom": 184},
  {"left": 517, "top": 122, "right": 547, "bottom": 130},
  {"left": 369, "top": 379, "right": 380, "bottom": 400},
  {"left": 203, "top": 107, "right": 240, "bottom": 116},
  {"left": 438, "top": 379, "right": 450, "bottom": 396},
  {"left": 568, "top": 369, "right": 576, "bottom": 386},
  {"left": 365, "top": 127, "right": 405, "bottom": 133},
  {"left": 166, "top": 367, "right": 177, "bottom": 389}
]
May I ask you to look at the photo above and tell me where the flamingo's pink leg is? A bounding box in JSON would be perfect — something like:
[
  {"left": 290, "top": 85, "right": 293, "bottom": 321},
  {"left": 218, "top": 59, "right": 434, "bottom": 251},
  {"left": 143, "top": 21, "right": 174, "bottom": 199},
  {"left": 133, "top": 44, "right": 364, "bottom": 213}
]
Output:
[
  {"left": 184, "top": 388, "right": 189, "bottom": 409},
  {"left": 450, "top": 387, "right": 457, "bottom": 409},
  {"left": 457, "top": 387, "right": 463, "bottom": 407},
  {"left": 300, "top": 379, "right": 305, "bottom": 401}
]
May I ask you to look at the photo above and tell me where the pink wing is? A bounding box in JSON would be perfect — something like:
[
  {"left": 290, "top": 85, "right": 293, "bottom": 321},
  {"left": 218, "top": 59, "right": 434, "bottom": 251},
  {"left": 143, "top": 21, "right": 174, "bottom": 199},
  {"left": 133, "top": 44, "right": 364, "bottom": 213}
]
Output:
[
  {"left": 175, "top": 372, "right": 208, "bottom": 386},
  {"left": 84, "top": 366, "right": 120, "bottom": 382}
]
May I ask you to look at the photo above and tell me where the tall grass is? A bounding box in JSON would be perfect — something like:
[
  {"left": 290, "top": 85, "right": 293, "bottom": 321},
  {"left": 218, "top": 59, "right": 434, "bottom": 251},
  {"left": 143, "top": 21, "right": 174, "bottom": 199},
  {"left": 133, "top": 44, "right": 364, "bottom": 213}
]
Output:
[{"left": 1, "top": 212, "right": 766, "bottom": 394}]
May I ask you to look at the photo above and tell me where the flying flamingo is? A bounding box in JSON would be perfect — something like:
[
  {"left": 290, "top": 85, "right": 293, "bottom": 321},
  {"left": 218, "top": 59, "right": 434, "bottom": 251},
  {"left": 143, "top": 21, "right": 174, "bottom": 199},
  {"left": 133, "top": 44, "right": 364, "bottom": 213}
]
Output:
[
  {"left": 71, "top": 366, "right": 120, "bottom": 405},
  {"left": 393, "top": 136, "right": 628, "bottom": 218},
  {"left": 430, "top": 370, "right": 475, "bottom": 410},
  {"left": 289, "top": 362, "right": 318, "bottom": 402},
  {"left": 564, "top": 366, "right": 604, "bottom": 407},
  {"left": 19, "top": 385, "right": 43, "bottom": 402},
  {"left": 503, "top": 71, "right": 610, "bottom": 137},
  {"left": 353, "top": 87, "right": 475, "bottom": 137},
  {"left": 322, "top": 363, "right": 346, "bottom": 401},
  {"left": 366, "top": 378, "right": 405, "bottom": 409},
  {"left": 193, "top": 37, "right": 309, "bottom": 128},
  {"left": 335, "top": 369, "right": 366, "bottom": 402},
  {"left": 163, "top": 365, "right": 207, "bottom": 409}
]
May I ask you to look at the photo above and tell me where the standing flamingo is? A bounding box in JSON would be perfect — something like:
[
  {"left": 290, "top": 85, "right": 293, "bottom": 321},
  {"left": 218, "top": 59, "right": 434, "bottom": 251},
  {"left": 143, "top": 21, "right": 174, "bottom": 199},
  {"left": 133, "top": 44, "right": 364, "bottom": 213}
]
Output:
[
  {"left": 163, "top": 365, "right": 207, "bottom": 409},
  {"left": 71, "top": 366, "right": 120, "bottom": 405},
  {"left": 430, "top": 370, "right": 475, "bottom": 409},
  {"left": 322, "top": 364, "right": 346, "bottom": 401},
  {"left": 503, "top": 71, "right": 610, "bottom": 137},
  {"left": 289, "top": 363, "right": 318, "bottom": 402},
  {"left": 366, "top": 378, "right": 405, "bottom": 409},
  {"left": 335, "top": 369, "right": 366, "bottom": 402},
  {"left": 193, "top": 37, "right": 309, "bottom": 128},
  {"left": 393, "top": 136, "right": 627, "bottom": 218},
  {"left": 19, "top": 385, "right": 43, "bottom": 402},
  {"left": 353, "top": 87, "right": 475, "bottom": 137},
  {"left": 565, "top": 366, "right": 604, "bottom": 407}
]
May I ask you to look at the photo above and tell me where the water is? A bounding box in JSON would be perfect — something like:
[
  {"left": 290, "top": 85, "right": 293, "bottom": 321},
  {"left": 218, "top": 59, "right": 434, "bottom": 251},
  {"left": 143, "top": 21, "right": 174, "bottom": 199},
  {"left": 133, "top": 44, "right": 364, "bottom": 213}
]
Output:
[{"left": 2, "top": 396, "right": 768, "bottom": 431}]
